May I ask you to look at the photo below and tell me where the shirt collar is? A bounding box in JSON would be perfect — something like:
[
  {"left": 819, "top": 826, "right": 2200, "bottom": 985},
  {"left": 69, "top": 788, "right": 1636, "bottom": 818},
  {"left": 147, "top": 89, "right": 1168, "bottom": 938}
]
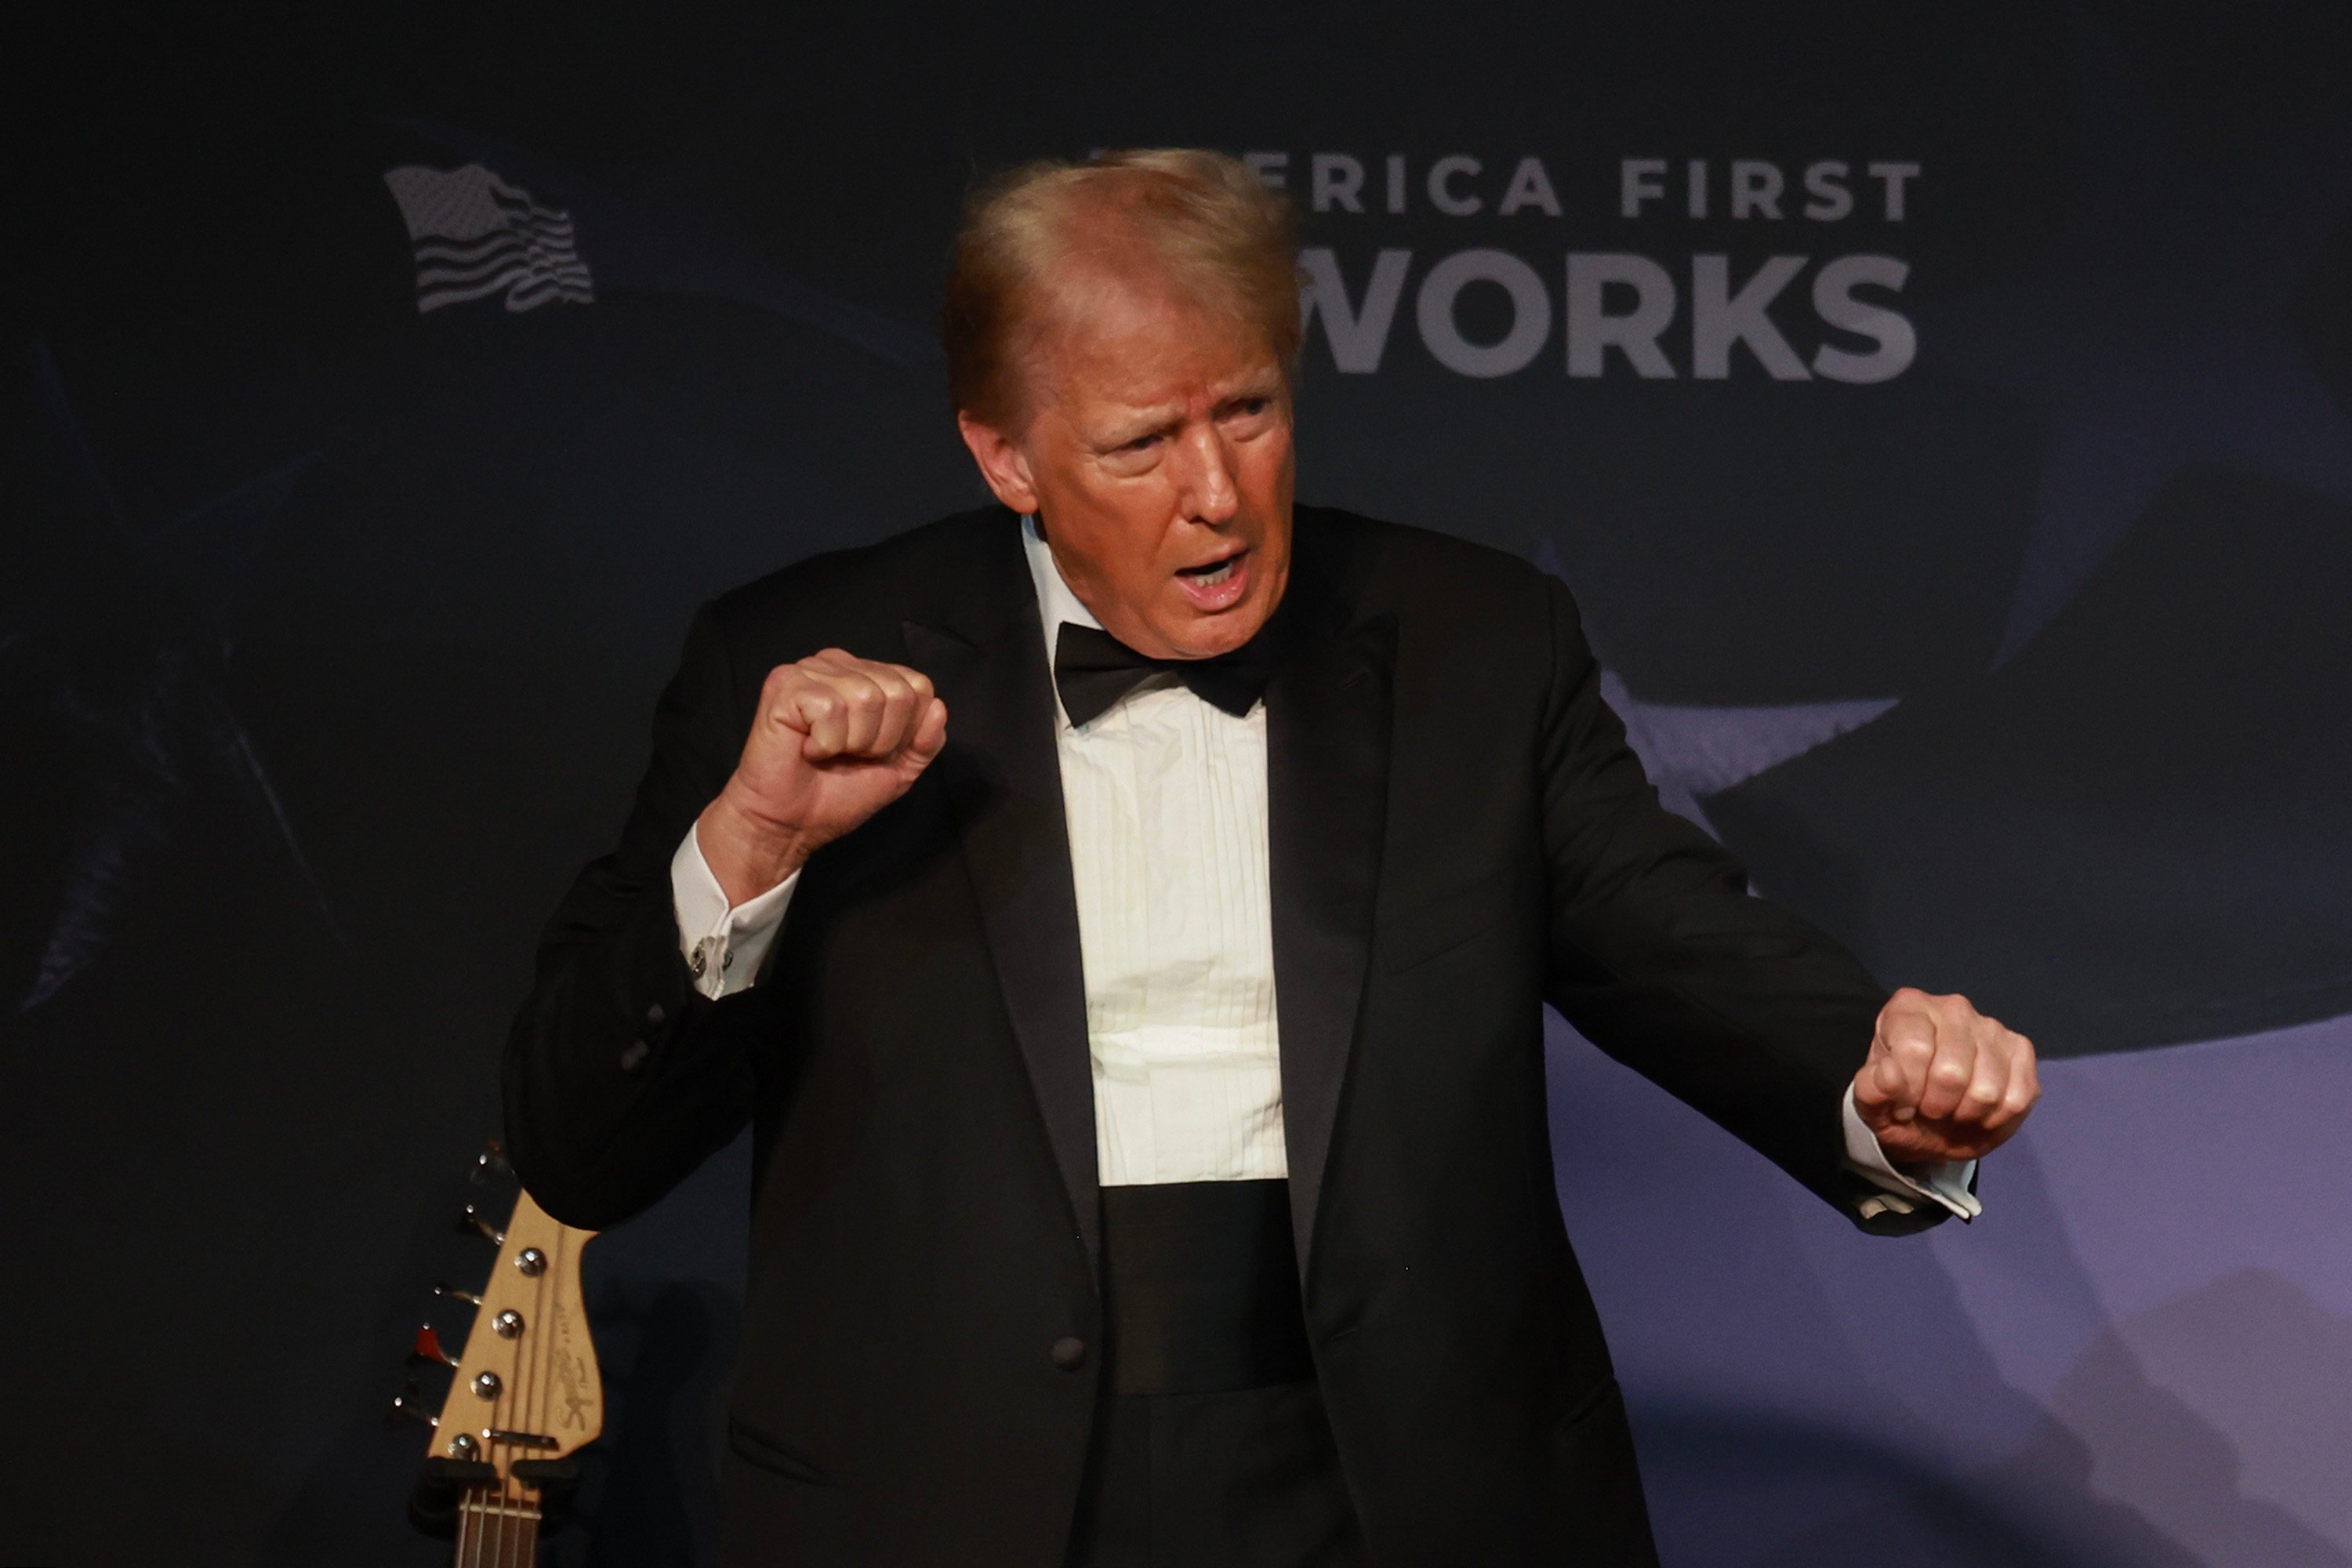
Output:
[
  {"left": 1022, "top": 513, "right": 1285, "bottom": 731},
  {"left": 1022, "top": 514, "right": 1102, "bottom": 636},
  {"left": 1022, "top": 513, "right": 1102, "bottom": 704}
]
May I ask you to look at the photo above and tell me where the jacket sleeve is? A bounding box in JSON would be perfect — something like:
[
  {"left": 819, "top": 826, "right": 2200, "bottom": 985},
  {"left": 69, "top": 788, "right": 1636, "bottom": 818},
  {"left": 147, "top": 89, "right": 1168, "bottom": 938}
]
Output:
[
  {"left": 502, "top": 604, "right": 765, "bottom": 1230},
  {"left": 1533, "top": 575, "right": 1947, "bottom": 1235}
]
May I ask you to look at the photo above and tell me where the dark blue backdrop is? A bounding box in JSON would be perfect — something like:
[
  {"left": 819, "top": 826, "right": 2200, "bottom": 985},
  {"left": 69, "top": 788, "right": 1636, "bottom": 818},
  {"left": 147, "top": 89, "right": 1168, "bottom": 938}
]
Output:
[{"left": 8, "top": 5, "right": 2350, "bottom": 1563}]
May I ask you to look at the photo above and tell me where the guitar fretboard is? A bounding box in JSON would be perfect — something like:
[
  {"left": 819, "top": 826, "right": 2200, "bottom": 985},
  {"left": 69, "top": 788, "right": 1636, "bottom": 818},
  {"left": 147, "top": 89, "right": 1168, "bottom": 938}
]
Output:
[{"left": 452, "top": 1482, "right": 541, "bottom": 1566}]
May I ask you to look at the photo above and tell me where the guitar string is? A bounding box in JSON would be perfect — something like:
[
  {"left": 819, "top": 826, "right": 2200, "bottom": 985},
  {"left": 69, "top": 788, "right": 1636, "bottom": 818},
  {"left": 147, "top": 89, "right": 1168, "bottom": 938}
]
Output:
[
  {"left": 527, "top": 1222, "right": 557, "bottom": 1565},
  {"left": 456, "top": 1221, "right": 499, "bottom": 1566},
  {"left": 536, "top": 1224, "right": 557, "bottom": 1474},
  {"left": 474, "top": 1481, "right": 490, "bottom": 1568},
  {"left": 531, "top": 1227, "right": 547, "bottom": 1568},
  {"left": 494, "top": 1320, "right": 509, "bottom": 1568},
  {"left": 452, "top": 1317, "right": 480, "bottom": 1568},
  {"left": 512, "top": 1214, "right": 555, "bottom": 1568},
  {"left": 490, "top": 1283, "right": 509, "bottom": 1568},
  {"left": 529, "top": 1225, "right": 547, "bottom": 1523},
  {"left": 514, "top": 1220, "right": 539, "bottom": 1568},
  {"left": 510, "top": 1234, "right": 533, "bottom": 1568},
  {"left": 494, "top": 1216, "right": 528, "bottom": 1568},
  {"left": 477, "top": 1316, "right": 494, "bottom": 1568},
  {"left": 470, "top": 1361, "right": 485, "bottom": 1568},
  {"left": 525, "top": 1218, "right": 558, "bottom": 1561}
]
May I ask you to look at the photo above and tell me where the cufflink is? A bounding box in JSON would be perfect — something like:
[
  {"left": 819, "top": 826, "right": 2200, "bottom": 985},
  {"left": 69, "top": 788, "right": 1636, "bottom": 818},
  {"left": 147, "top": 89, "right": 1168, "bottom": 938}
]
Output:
[{"left": 688, "top": 948, "right": 707, "bottom": 978}]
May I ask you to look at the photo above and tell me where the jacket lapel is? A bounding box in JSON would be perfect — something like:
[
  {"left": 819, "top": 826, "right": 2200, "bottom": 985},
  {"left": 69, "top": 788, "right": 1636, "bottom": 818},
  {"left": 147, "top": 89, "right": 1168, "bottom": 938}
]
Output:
[
  {"left": 904, "top": 549, "right": 1102, "bottom": 1273},
  {"left": 1265, "top": 581, "right": 1397, "bottom": 1274}
]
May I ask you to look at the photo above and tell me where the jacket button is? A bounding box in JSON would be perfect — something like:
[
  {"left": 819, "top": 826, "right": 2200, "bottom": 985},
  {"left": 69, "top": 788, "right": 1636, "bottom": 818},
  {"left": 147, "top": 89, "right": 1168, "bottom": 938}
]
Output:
[{"left": 1049, "top": 1336, "right": 1087, "bottom": 1370}]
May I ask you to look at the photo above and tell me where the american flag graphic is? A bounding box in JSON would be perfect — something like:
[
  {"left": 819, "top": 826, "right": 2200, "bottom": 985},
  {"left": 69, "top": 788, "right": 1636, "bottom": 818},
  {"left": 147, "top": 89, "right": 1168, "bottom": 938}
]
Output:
[{"left": 381, "top": 164, "right": 593, "bottom": 314}]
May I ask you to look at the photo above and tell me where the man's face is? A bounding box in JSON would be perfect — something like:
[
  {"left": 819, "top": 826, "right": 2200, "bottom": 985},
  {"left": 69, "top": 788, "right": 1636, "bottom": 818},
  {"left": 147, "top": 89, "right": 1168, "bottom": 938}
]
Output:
[{"left": 958, "top": 270, "right": 1294, "bottom": 661}]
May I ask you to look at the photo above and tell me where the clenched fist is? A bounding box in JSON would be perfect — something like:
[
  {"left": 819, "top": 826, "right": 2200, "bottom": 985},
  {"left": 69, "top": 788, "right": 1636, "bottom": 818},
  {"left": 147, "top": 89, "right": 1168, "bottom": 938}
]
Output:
[
  {"left": 1853, "top": 988, "right": 2041, "bottom": 1167},
  {"left": 695, "top": 649, "right": 948, "bottom": 904}
]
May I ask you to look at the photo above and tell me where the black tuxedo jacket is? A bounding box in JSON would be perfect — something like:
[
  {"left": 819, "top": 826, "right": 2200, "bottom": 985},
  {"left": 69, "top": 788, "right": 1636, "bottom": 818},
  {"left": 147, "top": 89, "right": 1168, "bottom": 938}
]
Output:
[{"left": 504, "top": 504, "right": 1940, "bottom": 1566}]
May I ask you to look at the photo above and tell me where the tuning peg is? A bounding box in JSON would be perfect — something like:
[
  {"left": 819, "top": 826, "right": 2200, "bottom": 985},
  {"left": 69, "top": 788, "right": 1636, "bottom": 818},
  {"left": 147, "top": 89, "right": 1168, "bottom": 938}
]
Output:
[
  {"left": 387, "top": 1375, "right": 440, "bottom": 1430},
  {"left": 411, "top": 1324, "right": 459, "bottom": 1369},
  {"left": 433, "top": 1282, "right": 485, "bottom": 1307},
  {"left": 472, "top": 1141, "right": 512, "bottom": 1184},
  {"left": 455, "top": 1203, "right": 504, "bottom": 1245}
]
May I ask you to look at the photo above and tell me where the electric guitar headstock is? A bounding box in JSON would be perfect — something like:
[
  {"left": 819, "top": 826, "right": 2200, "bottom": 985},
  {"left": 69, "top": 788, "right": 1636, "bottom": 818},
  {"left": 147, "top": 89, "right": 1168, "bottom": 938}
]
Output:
[{"left": 389, "top": 1140, "right": 601, "bottom": 1560}]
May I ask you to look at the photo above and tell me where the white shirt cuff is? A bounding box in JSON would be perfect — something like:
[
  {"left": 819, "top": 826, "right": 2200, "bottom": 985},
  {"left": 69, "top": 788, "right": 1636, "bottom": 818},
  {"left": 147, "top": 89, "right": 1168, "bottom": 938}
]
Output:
[
  {"left": 1841, "top": 1082, "right": 1981, "bottom": 1221},
  {"left": 671, "top": 823, "right": 797, "bottom": 1000}
]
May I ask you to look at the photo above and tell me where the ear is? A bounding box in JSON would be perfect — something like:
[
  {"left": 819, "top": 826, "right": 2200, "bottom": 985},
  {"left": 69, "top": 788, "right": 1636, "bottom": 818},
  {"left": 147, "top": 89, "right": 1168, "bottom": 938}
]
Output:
[{"left": 956, "top": 412, "right": 1040, "bottom": 516}]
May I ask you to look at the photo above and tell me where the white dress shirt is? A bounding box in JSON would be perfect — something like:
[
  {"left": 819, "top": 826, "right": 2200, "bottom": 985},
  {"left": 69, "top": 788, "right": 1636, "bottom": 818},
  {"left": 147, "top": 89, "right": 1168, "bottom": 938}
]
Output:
[{"left": 669, "top": 517, "right": 1975, "bottom": 1216}]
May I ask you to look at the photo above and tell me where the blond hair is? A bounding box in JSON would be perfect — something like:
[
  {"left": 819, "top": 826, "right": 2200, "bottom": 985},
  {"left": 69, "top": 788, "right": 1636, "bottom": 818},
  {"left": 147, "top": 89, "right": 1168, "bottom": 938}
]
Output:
[{"left": 941, "top": 148, "right": 1301, "bottom": 428}]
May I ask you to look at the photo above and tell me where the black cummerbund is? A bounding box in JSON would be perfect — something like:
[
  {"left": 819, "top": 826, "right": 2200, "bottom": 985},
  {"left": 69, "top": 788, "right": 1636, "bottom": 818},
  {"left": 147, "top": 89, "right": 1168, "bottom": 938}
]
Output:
[{"left": 1098, "top": 1178, "right": 1316, "bottom": 1397}]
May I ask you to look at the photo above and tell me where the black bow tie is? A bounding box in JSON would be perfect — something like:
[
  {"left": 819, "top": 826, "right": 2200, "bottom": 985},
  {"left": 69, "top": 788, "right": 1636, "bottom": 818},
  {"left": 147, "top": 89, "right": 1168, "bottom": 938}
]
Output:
[{"left": 1054, "top": 622, "right": 1275, "bottom": 727}]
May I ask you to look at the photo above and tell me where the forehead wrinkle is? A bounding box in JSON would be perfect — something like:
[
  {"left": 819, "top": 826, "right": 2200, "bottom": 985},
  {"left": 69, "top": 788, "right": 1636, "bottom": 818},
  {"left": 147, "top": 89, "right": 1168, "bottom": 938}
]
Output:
[
  {"left": 1060, "top": 350, "right": 1277, "bottom": 449},
  {"left": 1035, "top": 289, "right": 1273, "bottom": 426}
]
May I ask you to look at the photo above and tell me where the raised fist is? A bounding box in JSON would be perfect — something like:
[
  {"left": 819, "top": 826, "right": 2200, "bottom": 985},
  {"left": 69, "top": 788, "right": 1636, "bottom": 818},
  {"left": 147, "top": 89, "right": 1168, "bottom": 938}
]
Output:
[
  {"left": 1853, "top": 987, "right": 2040, "bottom": 1166},
  {"left": 694, "top": 649, "right": 948, "bottom": 903}
]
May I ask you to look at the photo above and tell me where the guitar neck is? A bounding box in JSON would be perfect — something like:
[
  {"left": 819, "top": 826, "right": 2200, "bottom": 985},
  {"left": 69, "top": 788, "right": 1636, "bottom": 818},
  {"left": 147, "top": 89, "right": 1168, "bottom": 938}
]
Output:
[{"left": 453, "top": 1480, "right": 540, "bottom": 1566}]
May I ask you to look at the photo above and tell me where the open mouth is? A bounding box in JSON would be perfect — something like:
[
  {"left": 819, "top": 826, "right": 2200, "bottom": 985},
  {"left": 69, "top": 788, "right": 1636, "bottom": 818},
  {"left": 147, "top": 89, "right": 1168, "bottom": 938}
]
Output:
[
  {"left": 1176, "top": 554, "right": 1243, "bottom": 586},
  {"left": 1174, "top": 547, "right": 1251, "bottom": 610}
]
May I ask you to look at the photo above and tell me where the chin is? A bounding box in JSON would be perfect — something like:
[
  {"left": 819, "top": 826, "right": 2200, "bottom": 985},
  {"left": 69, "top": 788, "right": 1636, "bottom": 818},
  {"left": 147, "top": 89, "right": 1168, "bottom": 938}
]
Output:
[{"left": 1166, "top": 605, "right": 1270, "bottom": 659}]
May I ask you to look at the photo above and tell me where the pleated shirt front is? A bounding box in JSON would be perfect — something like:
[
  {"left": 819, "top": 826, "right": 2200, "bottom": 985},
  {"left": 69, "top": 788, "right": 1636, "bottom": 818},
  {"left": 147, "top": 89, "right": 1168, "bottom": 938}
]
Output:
[{"left": 1022, "top": 517, "right": 1286, "bottom": 1187}]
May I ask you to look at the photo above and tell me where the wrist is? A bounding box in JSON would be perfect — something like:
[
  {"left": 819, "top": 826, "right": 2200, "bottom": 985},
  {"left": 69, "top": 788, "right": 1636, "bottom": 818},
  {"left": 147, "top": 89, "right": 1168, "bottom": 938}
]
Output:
[{"left": 696, "top": 789, "right": 815, "bottom": 906}]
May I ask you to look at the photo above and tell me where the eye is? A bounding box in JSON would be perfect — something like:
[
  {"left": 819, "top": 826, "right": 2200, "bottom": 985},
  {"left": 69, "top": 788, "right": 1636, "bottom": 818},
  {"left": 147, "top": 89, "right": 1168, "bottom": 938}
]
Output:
[{"left": 1118, "top": 431, "right": 1163, "bottom": 453}]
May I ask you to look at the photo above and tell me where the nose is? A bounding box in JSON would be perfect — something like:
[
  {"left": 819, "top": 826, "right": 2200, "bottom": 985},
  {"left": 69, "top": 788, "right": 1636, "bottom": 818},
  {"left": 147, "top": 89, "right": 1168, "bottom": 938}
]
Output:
[{"left": 1171, "top": 422, "right": 1240, "bottom": 526}]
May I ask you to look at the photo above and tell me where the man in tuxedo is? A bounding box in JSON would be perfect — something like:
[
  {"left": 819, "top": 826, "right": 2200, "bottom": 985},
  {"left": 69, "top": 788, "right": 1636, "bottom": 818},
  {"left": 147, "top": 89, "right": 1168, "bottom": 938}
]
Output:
[{"left": 504, "top": 149, "right": 2038, "bottom": 1566}]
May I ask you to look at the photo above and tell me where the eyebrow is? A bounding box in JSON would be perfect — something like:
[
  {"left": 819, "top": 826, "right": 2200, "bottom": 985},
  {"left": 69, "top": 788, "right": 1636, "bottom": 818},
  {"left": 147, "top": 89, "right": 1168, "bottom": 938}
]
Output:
[
  {"left": 1093, "top": 378, "right": 1283, "bottom": 449},
  {"left": 1094, "top": 406, "right": 1181, "bottom": 449}
]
